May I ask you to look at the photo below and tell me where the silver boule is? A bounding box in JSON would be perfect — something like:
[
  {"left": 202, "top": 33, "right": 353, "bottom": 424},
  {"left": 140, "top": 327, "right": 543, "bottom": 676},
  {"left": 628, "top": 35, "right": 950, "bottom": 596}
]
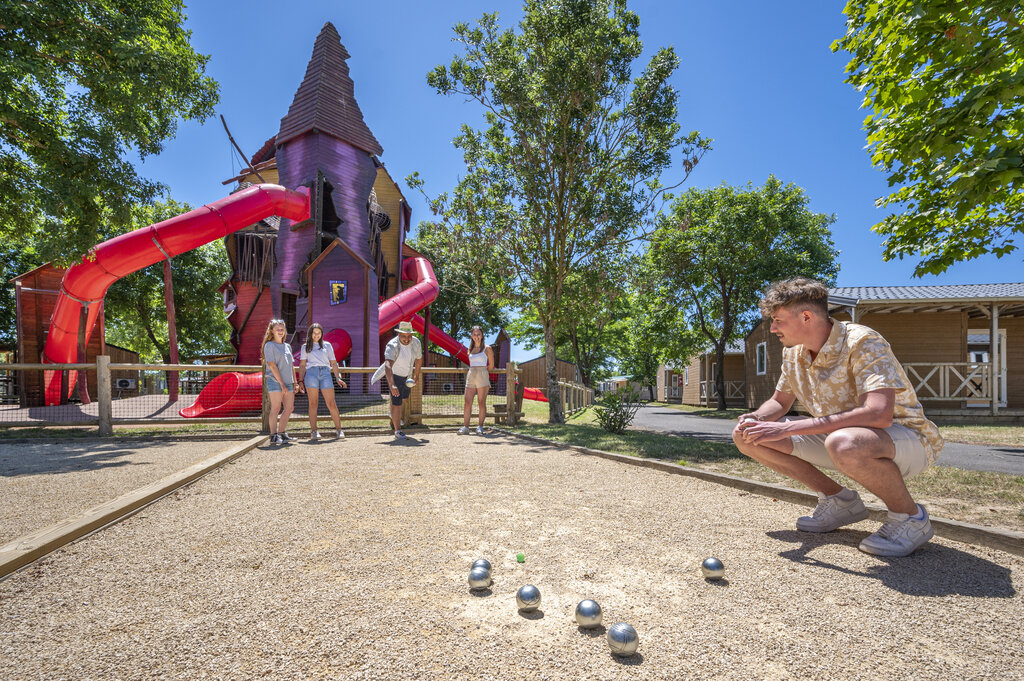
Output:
[
  {"left": 515, "top": 584, "right": 541, "bottom": 611},
  {"left": 405, "top": 377, "right": 416, "bottom": 387},
  {"left": 607, "top": 622, "right": 639, "bottom": 656},
  {"left": 468, "top": 566, "right": 492, "bottom": 590},
  {"left": 701, "top": 556, "right": 725, "bottom": 580},
  {"left": 472, "top": 558, "right": 492, "bottom": 572},
  {"left": 574, "top": 599, "right": 603, "bottom": 628}
]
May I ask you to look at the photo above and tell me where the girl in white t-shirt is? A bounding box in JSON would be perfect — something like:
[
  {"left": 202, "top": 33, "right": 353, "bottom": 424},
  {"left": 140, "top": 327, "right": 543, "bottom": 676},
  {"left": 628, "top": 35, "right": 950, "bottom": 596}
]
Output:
[
  {"left": 458, "top": 326, "right": 494, "bottom": 435},
  {"left": 299, "top": 323, "right": 348, "bottom": 440}
]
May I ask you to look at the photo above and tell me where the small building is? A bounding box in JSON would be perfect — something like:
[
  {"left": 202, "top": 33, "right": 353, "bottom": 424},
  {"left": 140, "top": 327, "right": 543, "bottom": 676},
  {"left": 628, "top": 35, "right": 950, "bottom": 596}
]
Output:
[
  {"left": 597, "top": 375, "right": 646, "bottom": 396},
  {"left": 745, "top": 283, "right": 1024, "bottom": 417},
  {"left": 657, "top": 341, "right": 745, "bottom": 407},
  {"left": 518, "top": 356, "right": 581, "bottom": 392}
]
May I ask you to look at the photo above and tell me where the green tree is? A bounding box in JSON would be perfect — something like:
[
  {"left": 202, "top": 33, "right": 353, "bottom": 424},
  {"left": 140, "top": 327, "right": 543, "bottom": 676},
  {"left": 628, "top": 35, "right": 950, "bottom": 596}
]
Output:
[
  {"left": 833, "top": 2, "right": 1024, "bottom": 275},
  {"left": 104, "top": 200, "right": 232, "bottom": 363},
  {"left": 407, "top": 221, "right": 508, "bottom": 349},
  {"left": 646, "top": 177, "right": 839, "bottom": 409},
  {"left": 0, "top": 239, "right": 42, "bottom": 351},
  {"left": 506, "top": 252, "right": 633, "bottom": 388},
  {"left": 414, "top": 0, "right": 710, "bottom": 423},
  {"left": 0, "top": 0, "right": 219, "bottom": 264}
]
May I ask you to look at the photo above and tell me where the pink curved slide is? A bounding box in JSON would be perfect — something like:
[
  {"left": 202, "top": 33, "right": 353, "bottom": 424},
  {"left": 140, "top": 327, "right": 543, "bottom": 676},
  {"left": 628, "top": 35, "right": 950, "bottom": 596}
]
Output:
[
  {"left": 42, "top": 184, "right": 311, "bottom": 405},
  {"left": 178, "top": 372, "right": 263, "bottom": 418}
]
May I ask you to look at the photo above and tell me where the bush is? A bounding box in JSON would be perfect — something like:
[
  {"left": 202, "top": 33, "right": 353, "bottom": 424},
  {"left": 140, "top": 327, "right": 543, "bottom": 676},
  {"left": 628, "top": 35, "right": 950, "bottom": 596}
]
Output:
[{"left": 593, "top": 388, "right": 642, "bottom": 434}]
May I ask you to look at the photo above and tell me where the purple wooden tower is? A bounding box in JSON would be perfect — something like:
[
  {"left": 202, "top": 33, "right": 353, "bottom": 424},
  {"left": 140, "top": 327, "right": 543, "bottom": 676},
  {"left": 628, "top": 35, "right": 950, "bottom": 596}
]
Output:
[{"left": 272, "top": 22, "right": 384, "bottom": 388}]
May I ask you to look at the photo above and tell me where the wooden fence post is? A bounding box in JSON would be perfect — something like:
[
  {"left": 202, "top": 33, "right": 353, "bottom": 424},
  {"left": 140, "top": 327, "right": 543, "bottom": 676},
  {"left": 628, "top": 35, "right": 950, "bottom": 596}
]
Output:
[
  {"left": 97, "top": 355, "right": 112, "bottom": 436},
  {"left": 261, "top": 361, "right": 270, "bottom": 434}
]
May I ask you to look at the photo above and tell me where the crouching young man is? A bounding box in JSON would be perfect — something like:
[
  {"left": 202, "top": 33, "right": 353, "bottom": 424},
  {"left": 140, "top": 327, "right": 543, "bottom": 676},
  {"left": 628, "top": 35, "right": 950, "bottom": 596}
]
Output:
[{"left": 734, "top": 278, "right": 943, "bottom": 557}]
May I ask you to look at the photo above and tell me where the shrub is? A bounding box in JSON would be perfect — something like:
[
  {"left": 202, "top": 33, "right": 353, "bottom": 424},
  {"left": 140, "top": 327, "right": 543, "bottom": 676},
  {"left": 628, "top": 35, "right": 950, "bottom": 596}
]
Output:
[{"left": 593, "top": 387, "right": 642, "bottom": 434}]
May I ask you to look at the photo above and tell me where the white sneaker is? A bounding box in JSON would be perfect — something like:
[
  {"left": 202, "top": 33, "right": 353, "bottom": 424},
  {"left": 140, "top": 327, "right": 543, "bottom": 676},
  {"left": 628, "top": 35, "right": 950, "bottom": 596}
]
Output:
[
  {"left": 796, "top": 489, "right": 869, "bottom": 532},
  {"left": 457, "top": 426, "right": 469, "bottom": 435},
  {"left": 475, "top": 426, "right": 484, "bottom": 435},
  {"left": 859, "top": 505, "right": 934, "bottom": 557},
  {"left": 334, "top": 429, "right": 345, "bottom": 439},
  {"left": 310, "top": 430, "right": 321, "bottom": 441},
  {"left": 395, "top": 430, "right": 407, "bottom": 440}
]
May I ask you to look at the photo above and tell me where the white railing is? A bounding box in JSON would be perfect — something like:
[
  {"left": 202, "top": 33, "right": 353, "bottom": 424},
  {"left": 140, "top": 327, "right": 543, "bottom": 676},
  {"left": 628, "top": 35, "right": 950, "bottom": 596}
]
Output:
[
  {"left": 699, "top": 380, "right": 744, "bottom": 402},
  {"left": 665, "top": 386, "right": 683, "bottom": 399},
  {"left": 903, "top": 362, "right": 991, "bottom": 401}
]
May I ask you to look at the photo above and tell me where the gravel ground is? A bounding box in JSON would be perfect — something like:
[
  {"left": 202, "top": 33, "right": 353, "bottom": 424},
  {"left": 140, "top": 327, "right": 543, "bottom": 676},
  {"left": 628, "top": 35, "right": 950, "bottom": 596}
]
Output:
[
  {"left": 0, "top": 439, "right": 232, "bottom": 544},
  {"left": 1, "top": 431, "right": 1022, "bottom": 680}
]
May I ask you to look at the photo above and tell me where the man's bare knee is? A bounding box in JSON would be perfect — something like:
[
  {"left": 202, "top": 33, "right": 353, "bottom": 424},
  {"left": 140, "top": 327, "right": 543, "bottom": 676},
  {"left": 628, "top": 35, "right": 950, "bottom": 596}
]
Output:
[{"left": 825, "top": 430, "right": 887, "bottom": 470}]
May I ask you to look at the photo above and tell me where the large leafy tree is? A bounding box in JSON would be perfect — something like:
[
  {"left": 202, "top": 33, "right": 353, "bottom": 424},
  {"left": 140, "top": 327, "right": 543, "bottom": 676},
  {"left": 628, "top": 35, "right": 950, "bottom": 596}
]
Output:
[
  {"left": 506, "top": 252, "right": 633, "bottom": 388},
  {"left": 0, "top": 239, "right": 42, "bottom": 351},
  {"left": 414, "top": 0, "right": 709, "bottom": 423},
  {"left": 104, "top": 200, "right": 231, "bottom": 363},
  {"left": 407, "top": 221, "right": 508, "bottom": 349},
  {"left": 0, "top": 0, "right": 219, "bottom": 264},
  {"left": 646, "top": 176, "right": 839, "bottom": 409},
  {"left": 834, "top": 1, "right": 1024, "bottom": 275}
]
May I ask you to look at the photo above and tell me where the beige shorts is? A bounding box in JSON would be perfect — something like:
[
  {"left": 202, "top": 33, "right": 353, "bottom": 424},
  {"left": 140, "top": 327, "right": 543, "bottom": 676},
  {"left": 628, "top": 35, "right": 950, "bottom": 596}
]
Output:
[
  {"left": 789, "top": 421, "right": 930, "bottom": 479},
  {"left": 466, "top": 367, "right": 490, "bottom": 390}
]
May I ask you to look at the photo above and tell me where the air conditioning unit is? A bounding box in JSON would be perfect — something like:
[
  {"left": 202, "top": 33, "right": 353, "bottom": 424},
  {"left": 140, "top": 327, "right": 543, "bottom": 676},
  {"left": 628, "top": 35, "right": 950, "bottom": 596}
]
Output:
[{"left": 115, "top": 378, "right": 136, "bottom": 390}]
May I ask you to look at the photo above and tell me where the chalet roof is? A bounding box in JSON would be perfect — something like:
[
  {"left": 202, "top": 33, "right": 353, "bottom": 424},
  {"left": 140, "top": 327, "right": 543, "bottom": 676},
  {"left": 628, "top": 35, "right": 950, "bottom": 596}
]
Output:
[
  {"left": 277, "top": 22, "right": 383, "bottom": 156},
  {"left": 829, "top": 283, "right": 1024, "bottom": 318},
  {"left": 830, "top": 283, "right": 1024, "bottom": 304}
]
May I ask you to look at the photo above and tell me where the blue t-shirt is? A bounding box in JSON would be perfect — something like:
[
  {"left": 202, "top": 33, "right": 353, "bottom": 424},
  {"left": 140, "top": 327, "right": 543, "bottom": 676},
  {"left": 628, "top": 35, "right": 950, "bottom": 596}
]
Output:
[{"left": 264, "top": 342, "right": 294, "bottom": 386}]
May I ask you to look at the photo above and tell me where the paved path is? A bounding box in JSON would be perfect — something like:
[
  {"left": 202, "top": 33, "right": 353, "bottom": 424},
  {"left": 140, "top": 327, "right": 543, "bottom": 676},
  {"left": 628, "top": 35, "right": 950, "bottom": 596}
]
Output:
[{"left": 630, "top": 404, "right": 1024, "bottom": 476}]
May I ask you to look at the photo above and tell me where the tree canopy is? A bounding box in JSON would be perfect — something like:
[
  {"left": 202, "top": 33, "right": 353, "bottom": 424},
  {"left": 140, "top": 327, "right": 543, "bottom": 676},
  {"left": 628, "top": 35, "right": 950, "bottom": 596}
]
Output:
[
  {"left": 414, "top": 0, "right": 709, "bottom": 422},
  {"left": 645, "top": 176, "right": 839, "bottom": 408},
  {"left": 834, "top": 1, "right": 1024, "bottom": 275},
  {"left": 407, "top": 221, "right": 508, "bottom": 347},
  {"left": 0, "top": 0, "right": 219, "bottom": 264},
  {"left": 104, "top": 200, "right": 231, "bottom": 363}
]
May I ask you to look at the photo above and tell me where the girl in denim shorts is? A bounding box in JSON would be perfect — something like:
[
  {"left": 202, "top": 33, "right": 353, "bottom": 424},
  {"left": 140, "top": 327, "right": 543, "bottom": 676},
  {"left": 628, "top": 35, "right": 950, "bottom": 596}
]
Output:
[
  {"left": 299, "top": 323, "right": 347, "bottom": 440},
  {"left": 262, "top": 319, "right": 301, "bottom": 444}
]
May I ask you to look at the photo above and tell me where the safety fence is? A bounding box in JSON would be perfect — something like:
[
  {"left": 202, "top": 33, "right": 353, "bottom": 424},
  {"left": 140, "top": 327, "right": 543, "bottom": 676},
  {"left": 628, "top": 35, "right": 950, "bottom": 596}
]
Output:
[
  {"left": 0, "top": 359, "right": 524, "bottom": 434},
  {"left": 558, "top": 380, "right": 594, "bottom": 416}
]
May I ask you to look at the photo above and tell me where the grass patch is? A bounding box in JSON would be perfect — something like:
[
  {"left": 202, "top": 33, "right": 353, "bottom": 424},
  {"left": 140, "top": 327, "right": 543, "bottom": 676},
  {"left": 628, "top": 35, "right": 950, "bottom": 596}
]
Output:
[
  {"left": 934, "top": 423, "right": 1024, "bottom": 448},
  {"left": 509, "top": 404, "right": 1024, "bottom": 533}
]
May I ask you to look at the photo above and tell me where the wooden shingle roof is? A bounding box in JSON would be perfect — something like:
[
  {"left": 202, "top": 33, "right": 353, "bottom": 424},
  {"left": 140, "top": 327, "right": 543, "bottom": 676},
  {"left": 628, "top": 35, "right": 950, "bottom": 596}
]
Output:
[{"left": 277, "top": 22, "right": 383, "bottom": 156}]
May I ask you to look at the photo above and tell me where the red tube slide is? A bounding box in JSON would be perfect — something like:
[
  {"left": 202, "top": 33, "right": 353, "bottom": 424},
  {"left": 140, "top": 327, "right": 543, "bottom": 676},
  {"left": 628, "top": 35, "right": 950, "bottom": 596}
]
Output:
[{"left": 43, "top": 184, "right": 310, "bottom": 405}]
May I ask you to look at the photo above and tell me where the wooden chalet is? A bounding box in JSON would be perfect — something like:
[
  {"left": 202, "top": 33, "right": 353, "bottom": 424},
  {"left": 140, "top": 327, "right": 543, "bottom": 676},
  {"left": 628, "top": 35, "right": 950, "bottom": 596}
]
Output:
[
  {"left": 657, "top": 340, "right": 746, "bottom": 406},
  {"left": 518, "top": 356, "right": 581, "bottom": 393},
  {"left": 745, "top": 283, "right": 1024, "bottom": 417}
]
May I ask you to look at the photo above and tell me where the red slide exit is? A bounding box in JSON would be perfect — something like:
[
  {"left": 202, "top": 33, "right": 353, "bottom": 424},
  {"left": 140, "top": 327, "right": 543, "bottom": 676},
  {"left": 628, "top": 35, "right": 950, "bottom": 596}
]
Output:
[{"left": 42, "top": 184, "right": 310, "bottom": 405}]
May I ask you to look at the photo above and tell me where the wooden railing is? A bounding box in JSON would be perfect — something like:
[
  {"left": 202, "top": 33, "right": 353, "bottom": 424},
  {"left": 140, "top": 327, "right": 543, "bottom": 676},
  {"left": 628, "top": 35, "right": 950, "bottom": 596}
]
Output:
[
  {"left": 557, "top": 380, "right": 594, "bottom": 415},
  {"left": 902, "top": 362, "right": 991, "bottom": 401},
  {"left": 699, "top": 380, "right": 744, "bottom": 402},
  {"left": 0, "top": 360, "right": 525, "bottom": 433}
]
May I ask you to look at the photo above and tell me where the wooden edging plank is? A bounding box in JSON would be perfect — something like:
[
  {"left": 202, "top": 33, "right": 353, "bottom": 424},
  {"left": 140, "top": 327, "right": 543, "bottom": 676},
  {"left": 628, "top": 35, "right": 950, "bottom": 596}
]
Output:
[
  {"left": 0, "top": 435, "right": 268, "bottom": 580},
  {"left": 494, "top": 428, "right": 1024, "bottom": 558}
]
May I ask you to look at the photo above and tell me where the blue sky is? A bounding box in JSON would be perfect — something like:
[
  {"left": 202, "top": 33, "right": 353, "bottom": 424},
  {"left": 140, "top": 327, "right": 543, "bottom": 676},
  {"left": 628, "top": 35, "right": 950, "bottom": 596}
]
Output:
[{"left": 141, "top": 1, "right": 1022, "bottom": 361}]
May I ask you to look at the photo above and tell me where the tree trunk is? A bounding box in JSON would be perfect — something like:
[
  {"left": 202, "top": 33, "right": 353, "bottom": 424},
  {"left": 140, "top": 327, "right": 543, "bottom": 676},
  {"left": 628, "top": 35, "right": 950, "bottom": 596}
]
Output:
[
  {"left": 544, "top": 321, "right": 564, "bottom": 423},
  {"left": 715, "top": 344, "right": 727, "bottom": 410}
]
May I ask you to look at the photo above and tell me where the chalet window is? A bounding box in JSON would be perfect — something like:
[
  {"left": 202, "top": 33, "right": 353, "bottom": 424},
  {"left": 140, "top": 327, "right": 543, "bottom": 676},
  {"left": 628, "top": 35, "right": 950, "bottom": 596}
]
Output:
[
  {"left": 756, "top": 342, "right": 767, "bottom": 375},
  {"left": 684, "top": 366, "right": 688, "bottom": 385}
]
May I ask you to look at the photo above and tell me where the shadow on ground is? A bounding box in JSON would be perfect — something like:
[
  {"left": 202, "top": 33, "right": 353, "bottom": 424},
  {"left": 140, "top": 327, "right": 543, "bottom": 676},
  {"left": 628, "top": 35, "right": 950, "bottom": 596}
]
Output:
[
  {"left": 0, "top": 440, "right": 176, "bottom": 477},
  {"left": 767, "top": 529, "right": 1016, "bottom": 598}
]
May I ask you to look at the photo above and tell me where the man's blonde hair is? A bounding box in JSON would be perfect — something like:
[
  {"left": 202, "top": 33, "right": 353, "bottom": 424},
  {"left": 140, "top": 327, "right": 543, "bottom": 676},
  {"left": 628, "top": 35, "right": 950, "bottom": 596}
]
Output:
[{"left": 760, "top": 278, "right": 829, "bottom": 318}]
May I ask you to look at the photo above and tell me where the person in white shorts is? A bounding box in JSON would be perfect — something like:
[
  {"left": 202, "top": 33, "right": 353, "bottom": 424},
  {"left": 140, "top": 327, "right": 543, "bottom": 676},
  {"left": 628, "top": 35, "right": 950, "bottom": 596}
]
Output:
[
  {"left": 733, "top": 278, "right": 944, "bottom": 557},
  {"left": 458, "top": 326, "right": 494, "bottom": 436}
]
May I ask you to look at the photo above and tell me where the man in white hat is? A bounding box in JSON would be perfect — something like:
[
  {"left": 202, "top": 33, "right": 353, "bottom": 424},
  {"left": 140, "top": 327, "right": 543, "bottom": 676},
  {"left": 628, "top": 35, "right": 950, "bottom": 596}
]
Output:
[{"left": 383, "top": 320, "right": 422, "bottom": 439}]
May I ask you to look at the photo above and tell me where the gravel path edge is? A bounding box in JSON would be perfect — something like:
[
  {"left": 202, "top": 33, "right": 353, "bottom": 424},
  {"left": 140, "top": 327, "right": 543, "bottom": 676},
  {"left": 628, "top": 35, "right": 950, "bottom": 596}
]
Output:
[
  {"left": 0, "top": 434, "right": 268, "bottom": 580},
  {"left": 495, "top": 428, "right": 1024, "bottom": 557}
]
